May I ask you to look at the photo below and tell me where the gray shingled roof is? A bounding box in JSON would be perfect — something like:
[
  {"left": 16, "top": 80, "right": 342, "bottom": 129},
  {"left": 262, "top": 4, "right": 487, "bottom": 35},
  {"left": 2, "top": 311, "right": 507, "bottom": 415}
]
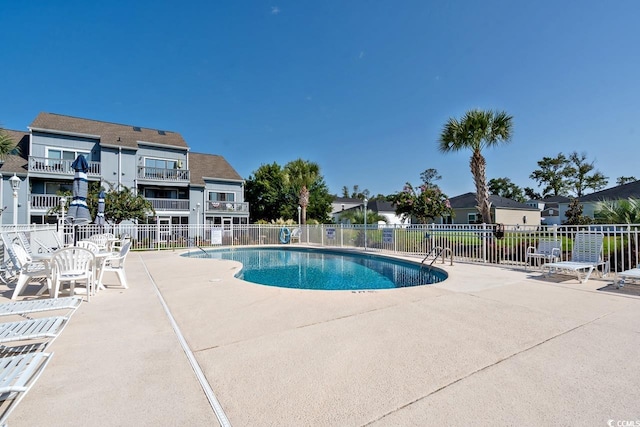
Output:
[
  {"left": 188, "top": 152, "right": 243, "bottom": 186},
  {"left": 579, "top": 180, "right": 640, "bottom": 202},
  {"left": 449, "top": 192, "right": 538, "bottom": 210},
  {"left": 30, "top": 112, "right": 188, "bottom": 149}
]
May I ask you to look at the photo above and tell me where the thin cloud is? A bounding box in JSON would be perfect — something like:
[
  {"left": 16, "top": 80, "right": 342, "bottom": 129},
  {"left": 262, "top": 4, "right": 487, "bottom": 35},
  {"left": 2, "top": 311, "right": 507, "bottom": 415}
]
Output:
[
  {"left": 271, "top": 6, "right": 280, "bottom": 15},
  {"left": 358, "top": 51, "right": 365, "bottom": 59}
]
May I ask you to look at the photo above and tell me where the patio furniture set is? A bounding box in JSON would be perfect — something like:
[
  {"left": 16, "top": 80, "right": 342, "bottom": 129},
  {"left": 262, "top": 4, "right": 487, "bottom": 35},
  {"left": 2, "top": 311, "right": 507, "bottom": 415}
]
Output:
[{"left": 0, "top": 230, "right": 133, "bottom": 425}]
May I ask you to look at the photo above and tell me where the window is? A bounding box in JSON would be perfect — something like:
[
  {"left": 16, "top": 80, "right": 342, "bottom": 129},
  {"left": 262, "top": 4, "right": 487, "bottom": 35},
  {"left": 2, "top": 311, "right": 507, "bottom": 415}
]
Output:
[
  {"left": 208, "top": 192, "right": 235, "bottom": 202},
  {"left": 46, "top": 148, "right": 90, "bottom": 167},
  {"left": 468, "top": 213, "right": 478, "bottom": 224},
  {"left": 44, "top": 182, "right": 72, "bottom": 195},
  {"left": 144, "top": 188, "right": 178, "bottom": 199},
  {"left": 145, "top": 158, "right": 177, "bottom": 170},
  {"left": 442, "top": 214, "right": 453, "bottom": 225}
]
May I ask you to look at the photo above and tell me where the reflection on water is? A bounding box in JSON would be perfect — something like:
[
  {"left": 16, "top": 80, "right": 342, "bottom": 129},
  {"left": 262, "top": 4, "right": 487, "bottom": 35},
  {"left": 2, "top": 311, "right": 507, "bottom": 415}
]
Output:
[{"left": 185, "top": 248, "right": 447, "bottom": 290}]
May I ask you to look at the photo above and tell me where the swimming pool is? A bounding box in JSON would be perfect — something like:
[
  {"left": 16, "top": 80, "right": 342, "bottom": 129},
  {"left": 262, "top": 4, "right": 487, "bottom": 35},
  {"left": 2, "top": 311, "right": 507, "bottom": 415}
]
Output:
[{"left": 183, "top": 247, "right": 447, "bottom": 290}]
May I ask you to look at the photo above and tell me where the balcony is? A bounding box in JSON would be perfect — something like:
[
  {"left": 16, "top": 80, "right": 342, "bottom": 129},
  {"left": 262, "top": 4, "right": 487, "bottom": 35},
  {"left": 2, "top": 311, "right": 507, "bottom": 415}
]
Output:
[
  {"left": 137, "top": 166, "right": 189, "bottom": 183},
  {"left": 29, "top": 156, "right": 101, "bottom": 177},
  {"left": 206, "top": 201, "right": 249, "bottom": 213},
  {"left": 147, "top": 198, "right": 189, "bottom": 211},
  {"left": 30, "top": 194, "right": 62, "bottom": 210}
]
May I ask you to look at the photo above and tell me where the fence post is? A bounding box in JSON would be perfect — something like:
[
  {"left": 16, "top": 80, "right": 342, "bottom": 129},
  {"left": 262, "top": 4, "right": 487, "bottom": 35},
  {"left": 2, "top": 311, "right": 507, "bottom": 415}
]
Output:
[{"left": 482, "top": 223, "right": 488, "bottom": 263}]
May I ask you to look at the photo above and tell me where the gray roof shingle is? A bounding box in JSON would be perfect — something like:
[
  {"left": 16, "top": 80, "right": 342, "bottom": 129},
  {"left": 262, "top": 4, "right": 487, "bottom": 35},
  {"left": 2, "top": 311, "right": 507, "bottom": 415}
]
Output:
[
  {"left": 30, "top": 112, "right": 188, "bottom": 149},
  {"left": 579, "top": 180, "right": 640, "bottom": 202},
  {"left": 449, "top": 192, "right": 538, "bottom": 210},
  {"left": 188, "top": 152, "right": 243, "bottom": 186}
]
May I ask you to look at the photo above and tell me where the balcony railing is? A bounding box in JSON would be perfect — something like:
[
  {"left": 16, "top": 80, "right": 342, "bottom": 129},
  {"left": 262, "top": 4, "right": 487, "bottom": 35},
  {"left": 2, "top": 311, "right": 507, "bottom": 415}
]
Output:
[
  {"left": 137, "top": 166, "right": 189, "bottom": 182},
  {"left": 206, "top": 201, "right": 249, "bottom": 212},
  {"left": 147, "top": 198, "right": 190, "bottom": 211},
  {"left": 29, "top": 156, "right": 101, "bottom": 176},
  {"left": 30, "top": 194, "right": 62, "bottom": 210}
]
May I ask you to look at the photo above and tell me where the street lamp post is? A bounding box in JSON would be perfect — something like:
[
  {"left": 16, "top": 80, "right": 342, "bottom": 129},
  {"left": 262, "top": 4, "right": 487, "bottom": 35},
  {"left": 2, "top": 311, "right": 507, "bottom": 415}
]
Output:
[
  {"left": 363, "top": 197, "right": 368, "bottom": 251},
  {"left": 9, "top": 174, "right": 20, "bottom": 226},
  {"left": 59, "top": 196, "right": 67, "bottom": 245},
  {"left": 297, "top": 205, "right": 301, "bottom": 225},
  {"left": 196, "top": 202, "right": 201, "bottom": 242}
]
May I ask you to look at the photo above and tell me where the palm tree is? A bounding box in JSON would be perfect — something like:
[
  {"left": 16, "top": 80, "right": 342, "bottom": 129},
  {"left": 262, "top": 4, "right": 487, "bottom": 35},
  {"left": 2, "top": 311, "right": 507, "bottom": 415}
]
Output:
[
  {"left": 338, "top": 208, "right": 388, "bottom": 225},
  {"left": 284, "top": 159, "right": 320, "bottom": 224},
  {"left": 0, "top": 127, "right": 21, "bottom": 160},
  {"left": 594, "top": 198, "right": 640, "bottom": 224},
  {"left": 438, "top": 109, "right": 513, "bottom": 224}
]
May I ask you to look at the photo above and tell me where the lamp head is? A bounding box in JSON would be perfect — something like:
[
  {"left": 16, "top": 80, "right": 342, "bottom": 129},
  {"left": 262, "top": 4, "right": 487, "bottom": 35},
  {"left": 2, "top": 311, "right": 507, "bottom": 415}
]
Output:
[{"left": 9, "top": 174, "right": 20, "bottom": 191}]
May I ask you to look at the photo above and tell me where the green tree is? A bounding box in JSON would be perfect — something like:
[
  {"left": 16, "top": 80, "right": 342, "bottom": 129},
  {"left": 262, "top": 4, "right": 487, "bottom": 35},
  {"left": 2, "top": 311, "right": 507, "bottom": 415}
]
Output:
[
  {"left": 524, "top": 187, "right": 542, "bottom": 200},
  {"left": 340, "top": 185, "right": 369, "bottom": 199},
  {"left": 419, "top": 168, "right": 442, "bottom": 188},
  {"left": 0, "top": 127, "right": 22, "bottom": 160},
  {"left": 529, "top": 153, "right": 570, "bottom": 197},
  {"left": 284, "top": 159, "right": 321, "bottom": 225},
  {"left": 488, "top": 177, "right": 526, "bottom": 202},
  {"left": 438, "top": 109, "right": 513, "bottom": 224},
  {"left": 338, "top": 208, "right": 388, "bottom": 225},
  {"left": 563, "top": 198, "right": 592, "bottom": 225},
  {"left": 616, "top": 176, "right": 637, "bottom": 186},
  {"left": 594, "top": 197, "right": 640, "bottom": 224},
  {"left": 245, "top": 162, "right": 288, "bottom": 222},
  {"left": 245, "top": 159, "right": 332, "bottom": 223},
  {"left": 49, "top": 182, "right": 154, "bottom": 224},
  {"left": 565, "top": 151, "right": 608, "bottom": 197},
  {"left": 390, "top": 182, "right": 452, "bottom": 224}
]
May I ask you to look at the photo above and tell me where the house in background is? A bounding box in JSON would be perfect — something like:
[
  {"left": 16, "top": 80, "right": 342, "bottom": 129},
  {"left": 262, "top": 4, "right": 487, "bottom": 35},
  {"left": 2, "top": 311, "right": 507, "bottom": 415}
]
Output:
[
  {"left": 0, "top": 112, "right": 248, "bottom": 227},
  {"left": 557, "top": 180, "right": 640, "bottom": 221},
  {"left": 526, "top": 195, "right": 570, "bottom": 225},
  {"left": 442, "top": 192, "right": 541, "bottom": 226},
  {"left": 332, "top": 197, "right": 408, "bottom": 226}
]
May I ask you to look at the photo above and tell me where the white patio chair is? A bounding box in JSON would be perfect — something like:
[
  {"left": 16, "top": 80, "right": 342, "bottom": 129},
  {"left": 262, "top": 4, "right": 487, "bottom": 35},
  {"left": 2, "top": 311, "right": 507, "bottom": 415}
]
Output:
[
  {"left": 50, "top": 247, "right": 96, "bottom": 301},
  {"left": 290, "top": 228, "right": 301, "bottom": 243},
  {"left": 10, "top": 244, "right": 52, "bottom": 301},
  {"left": 0, "top": 352, "right": 53, "bottom": 427},
  {"left": 88, "top": 234, "right": 109, "bottom": 251},
  {"left": 98, "top": 241, "right": 131, "bottom": 289},
  {"left": 525, "top": 239, "right": 561, "bottom": 271},
  {"left": 76, "top": 240, "right": 101, "bottom": 254},
  {"left": 542, "top": 232, "right": 608, "bottom": 283}
]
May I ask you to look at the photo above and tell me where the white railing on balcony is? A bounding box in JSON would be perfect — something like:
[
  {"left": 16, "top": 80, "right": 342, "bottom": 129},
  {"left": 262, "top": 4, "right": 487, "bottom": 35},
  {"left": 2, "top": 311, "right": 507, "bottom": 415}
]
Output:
[
  {"left": 205, "top": 201, "right": 249, "bottom": 212},
  {"left": 30, "top": 194, "right": 62, "bottom": 210},
  {"left": 137, "top": 166, "right": 189, "bottom": 182},
  {"left": 28, "top": 156, "right": 101, "bottom": 176},
  {"left": 147, "top": 198, "right": 189, "bottom": 211}
]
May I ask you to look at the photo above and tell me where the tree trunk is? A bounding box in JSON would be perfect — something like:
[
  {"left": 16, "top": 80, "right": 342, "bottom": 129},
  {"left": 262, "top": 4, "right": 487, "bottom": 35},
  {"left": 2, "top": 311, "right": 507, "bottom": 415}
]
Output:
[
  {"left": 299, "top": 186, "right": 310, "bottom": 225},
  {"left": 470, "top": 151, "right": 492, "bottom": 224}
]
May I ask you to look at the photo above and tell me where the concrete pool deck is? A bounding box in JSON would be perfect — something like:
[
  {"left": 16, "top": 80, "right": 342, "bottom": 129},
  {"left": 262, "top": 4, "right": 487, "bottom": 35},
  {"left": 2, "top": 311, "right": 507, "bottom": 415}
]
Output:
[{"left": 4, "top": 248, "right": 640, "bottom": 426}]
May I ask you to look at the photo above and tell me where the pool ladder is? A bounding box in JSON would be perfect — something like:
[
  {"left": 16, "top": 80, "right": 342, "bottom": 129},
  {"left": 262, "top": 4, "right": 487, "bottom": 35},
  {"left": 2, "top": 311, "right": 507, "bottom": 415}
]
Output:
[{"left": 421, "top": 246, "right": 453, "bottom": 269}]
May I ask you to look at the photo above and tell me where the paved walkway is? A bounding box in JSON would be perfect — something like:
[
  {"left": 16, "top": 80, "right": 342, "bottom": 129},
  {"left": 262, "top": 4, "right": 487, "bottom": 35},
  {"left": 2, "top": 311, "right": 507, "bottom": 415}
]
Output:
[{"left": 4, "top": 249, "right": 640, "bottom": 426}]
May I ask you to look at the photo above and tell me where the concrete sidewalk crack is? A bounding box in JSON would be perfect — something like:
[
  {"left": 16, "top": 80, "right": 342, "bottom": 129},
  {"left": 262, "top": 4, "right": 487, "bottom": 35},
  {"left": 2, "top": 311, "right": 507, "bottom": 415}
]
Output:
[{"left": 361, "top": 311, "right": 614, "bottom": 426}]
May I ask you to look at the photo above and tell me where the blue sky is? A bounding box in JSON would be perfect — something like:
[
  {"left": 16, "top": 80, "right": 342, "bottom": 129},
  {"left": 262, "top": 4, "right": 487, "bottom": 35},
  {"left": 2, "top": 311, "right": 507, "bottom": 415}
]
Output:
[{"left": 1, "top": 1, "right": 638, "bottom": 199}]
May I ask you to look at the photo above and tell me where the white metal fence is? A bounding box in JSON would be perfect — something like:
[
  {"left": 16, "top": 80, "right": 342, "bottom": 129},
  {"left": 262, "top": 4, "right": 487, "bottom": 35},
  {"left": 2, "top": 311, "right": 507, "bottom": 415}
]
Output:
[
  {"left": 2, "top": 223, "right": 639, "bottom": 276},
  {"left": 66, "top": 222, "right": 640, "bottom": 274}
]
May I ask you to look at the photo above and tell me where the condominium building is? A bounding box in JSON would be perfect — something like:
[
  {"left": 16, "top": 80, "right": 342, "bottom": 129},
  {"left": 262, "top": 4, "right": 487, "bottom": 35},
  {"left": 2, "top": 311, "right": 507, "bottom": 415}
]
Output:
[{"left": 0, "top": 112, "right": 249, "bottom": 227}]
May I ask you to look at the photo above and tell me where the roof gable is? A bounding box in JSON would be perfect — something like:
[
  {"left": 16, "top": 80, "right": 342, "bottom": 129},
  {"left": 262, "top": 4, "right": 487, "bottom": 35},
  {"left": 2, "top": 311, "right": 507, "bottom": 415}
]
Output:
[
  {"left": 449, "top": 192, "right": 538, "bottom": 210},
  {"left": 188, "top": 152, "right": 243, "bottom": 186}
]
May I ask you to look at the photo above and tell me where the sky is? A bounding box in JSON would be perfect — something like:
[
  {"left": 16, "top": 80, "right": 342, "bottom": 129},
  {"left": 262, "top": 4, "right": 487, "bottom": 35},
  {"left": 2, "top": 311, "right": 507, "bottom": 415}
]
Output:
[{"left": 1, "top": 1, "right": 638, "bottom": 199}]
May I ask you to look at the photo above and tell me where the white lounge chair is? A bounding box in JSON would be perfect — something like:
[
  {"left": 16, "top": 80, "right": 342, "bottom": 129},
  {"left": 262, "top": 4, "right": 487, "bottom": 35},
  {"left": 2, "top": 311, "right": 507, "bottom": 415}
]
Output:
[
  {"left": 525, "top": 239, "right": 561, "bottom": 270},
  {"left": 616, "top": 265, "right": 640, "bottom": 289},
  {"left": 0, "top": 297, "right": 81, "bottom": 318},
  {"left": 0, "top": 352, "right": 53, "bottom": 426},
  {"left": 0, "top": 316, "right": 68, "bottom": 345},
  {"left": 542, "top": 232, "right": 608, "bottom": 283}
]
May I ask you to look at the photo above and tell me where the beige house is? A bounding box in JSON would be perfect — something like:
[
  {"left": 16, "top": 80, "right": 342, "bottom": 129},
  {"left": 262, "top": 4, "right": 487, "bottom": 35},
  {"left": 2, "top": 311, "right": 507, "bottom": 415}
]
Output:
[{"left": 441, "top": 192, "right": 541, "bottom": 226}]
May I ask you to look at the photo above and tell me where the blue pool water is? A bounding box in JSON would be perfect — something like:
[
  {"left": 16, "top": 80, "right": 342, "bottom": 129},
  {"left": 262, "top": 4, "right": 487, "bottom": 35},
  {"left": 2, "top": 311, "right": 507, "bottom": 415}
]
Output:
[{"left": 183, "top": 247, "right": 447, "bottom": 290}]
